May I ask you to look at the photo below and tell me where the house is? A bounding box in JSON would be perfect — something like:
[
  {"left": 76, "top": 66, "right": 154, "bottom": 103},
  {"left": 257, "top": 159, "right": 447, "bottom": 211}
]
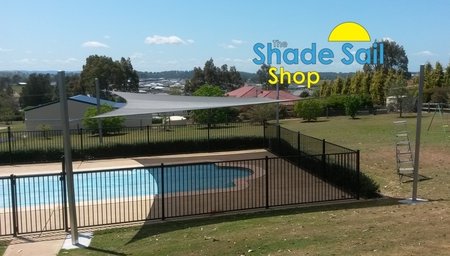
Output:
[
  {"left": 226, "top": 85, "right": 300, "bottom": 104},
  {"left": 24, "top": 95, "right": 153, "bottom": 131}
]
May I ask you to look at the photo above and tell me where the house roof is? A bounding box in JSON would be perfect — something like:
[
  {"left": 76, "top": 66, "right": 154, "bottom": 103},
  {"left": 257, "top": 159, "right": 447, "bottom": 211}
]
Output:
[
  {"left": 24, "top": 95, "right": 125, "bottom": 111},
  {"left": 226, "top": 86, "right": 262, "bottom": 98},
  {"left": 70, "top": 95, "right": 125, "bottom": 108},
  {"left": 226, "top": 86, "right": 300, "bottom": 101}
]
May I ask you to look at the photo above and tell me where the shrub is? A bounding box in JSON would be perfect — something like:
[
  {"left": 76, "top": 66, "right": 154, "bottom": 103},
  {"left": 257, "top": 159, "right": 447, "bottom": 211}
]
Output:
[
  {"left": 431, "top": 87, "right": 449, "bottom": 103},
  {"left": 344, "top": 95, "right": 361, "bottom": 119},
  {"left": 83, "top": 104, "right": 125, "bottom": 134},
  {"left": 294, "top": 99, "right": 323, "bottom": 121}
]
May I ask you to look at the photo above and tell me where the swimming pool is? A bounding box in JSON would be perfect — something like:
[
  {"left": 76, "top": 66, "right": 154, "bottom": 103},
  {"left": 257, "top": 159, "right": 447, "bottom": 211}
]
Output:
[{"left": 0, "top": 163, "right": 252, "bottom": 208}]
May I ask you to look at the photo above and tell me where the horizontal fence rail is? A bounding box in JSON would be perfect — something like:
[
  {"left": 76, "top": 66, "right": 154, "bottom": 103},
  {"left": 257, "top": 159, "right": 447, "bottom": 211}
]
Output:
[
  {"left": 0, "top": 154, "right": 358, "bottom": 236},
  {"left": 0, "top": 122, "right": 264, "bottom": 164}
]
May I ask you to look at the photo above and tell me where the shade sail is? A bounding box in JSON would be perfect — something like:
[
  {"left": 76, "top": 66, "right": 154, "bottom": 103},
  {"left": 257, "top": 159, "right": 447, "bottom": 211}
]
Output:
[{"left": 95, "top": 91, "right": 294, "bottom": 118}]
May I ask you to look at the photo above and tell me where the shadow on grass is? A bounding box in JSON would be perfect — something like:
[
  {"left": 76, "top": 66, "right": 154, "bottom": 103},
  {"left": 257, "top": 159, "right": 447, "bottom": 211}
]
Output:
[
  {"left": 301, "top": 119, "right": 330, "bottom": 123},
  {"left": 125, "top": 197, "right": 400, "bottom": 245}
]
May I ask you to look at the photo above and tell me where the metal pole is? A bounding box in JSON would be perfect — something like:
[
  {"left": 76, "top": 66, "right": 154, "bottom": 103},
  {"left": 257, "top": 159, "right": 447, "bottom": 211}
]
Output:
[
  {"left": 412, "top": 65, "right": 424, "bottom": 201},
  {"left": 95, "top": 78, "right": 103, "bottom": 144},
  {"left": 58, "top": 71, "right": 78, "bottom": 244},
  {"left": 276, "top": 83, "right": 280, "bottom": 125}
]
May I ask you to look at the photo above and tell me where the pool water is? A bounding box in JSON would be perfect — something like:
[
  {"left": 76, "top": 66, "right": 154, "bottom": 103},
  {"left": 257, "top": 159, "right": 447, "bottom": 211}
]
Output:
[{"left": 0, "top": 163, "right": 252, "bottom": 208}]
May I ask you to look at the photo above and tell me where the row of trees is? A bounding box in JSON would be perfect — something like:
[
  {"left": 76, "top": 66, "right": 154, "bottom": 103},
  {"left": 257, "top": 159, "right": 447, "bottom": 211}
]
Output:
[
  {"left": 16, "top": 55, "right": 140, "bottom": 109},
  {"left": 185, "top": 58, "right": 243, "bottom": 94}
]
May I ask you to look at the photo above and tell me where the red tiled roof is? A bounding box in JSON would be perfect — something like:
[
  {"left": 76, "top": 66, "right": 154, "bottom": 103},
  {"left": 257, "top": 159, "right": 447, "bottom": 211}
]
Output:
[
  {"left": 227, "top": 86, "right": 299, "bottom": 101},
  {"left": 226, "top": 86, "right": 261, "bottom": 98}
]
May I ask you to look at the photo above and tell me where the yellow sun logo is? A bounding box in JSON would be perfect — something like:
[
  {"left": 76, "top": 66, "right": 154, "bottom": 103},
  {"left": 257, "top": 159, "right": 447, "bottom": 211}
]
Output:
[{"left": 328, "top": 22, "right": 371, "bottom": 42}]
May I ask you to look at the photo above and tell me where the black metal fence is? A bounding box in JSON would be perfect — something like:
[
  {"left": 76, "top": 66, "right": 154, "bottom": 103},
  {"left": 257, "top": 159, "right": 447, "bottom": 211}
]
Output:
[
  {"left": 0, "top": 122, "right": 264, "bottom": 164},
  {"left": 264, "top": 123, "right": 360, "bottom": 198},
  {"left": 0, "top": 155, "right": 358, "bottom": 236}
]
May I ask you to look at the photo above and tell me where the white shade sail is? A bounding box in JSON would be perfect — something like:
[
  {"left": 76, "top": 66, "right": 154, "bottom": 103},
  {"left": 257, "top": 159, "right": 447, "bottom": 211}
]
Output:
[{"left": 95, "top": 91, "right": 294, "bottom": 118}]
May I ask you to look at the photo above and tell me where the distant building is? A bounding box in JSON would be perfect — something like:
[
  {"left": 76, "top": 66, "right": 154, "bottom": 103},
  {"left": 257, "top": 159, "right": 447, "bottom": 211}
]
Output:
[
  {"left": 226, "top": 85, "right": 299, "bottom": 105},
  {"left": 24, "top": 95, "right": 152, "bottom": 131}
]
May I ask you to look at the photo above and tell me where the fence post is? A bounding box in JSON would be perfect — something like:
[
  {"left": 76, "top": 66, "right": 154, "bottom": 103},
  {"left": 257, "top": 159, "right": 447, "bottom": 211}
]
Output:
[
  {"left": 263, "top": 121, "right": 266, "bottom": 148},
  {"left": 322, "top": 139, "right": 326, "bottom": 175},
  {"left": 356, "top": 150, "right": 360, "bottom": 200},
  {"left": 61, "top": 156, "right": 69, "bottom": 232},
  {"left": 277, "top": 125, "right": 281, "bottom": 154},
  {"left": 7, "top": 126, "right": 12, "bottom": 164},
  {"left": 146, "top": 125, "right": 150, "bottom": 144},
  {"left": 79, "top": 128, "right": 84, "bottom": 155},
  {"left": 297, "top": 132, "right": 301, "bottom": 166},
  {"left": 160, "top": 163, "right": 165, "bottom": 220},
  {"left": 265, "top": 156, "right": 269, "bottom": 209},
  {"left": 10, "top": 174, "right": 18, "bottom": 236},
  {"left": 207, "top": 123, "right": 211, "bottom": 152}
]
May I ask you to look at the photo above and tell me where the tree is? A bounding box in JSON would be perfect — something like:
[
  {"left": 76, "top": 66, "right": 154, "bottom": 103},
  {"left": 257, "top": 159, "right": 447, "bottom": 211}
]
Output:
[
  {"left": 186, "top": 59, "right": 243, "bottom": 93},
  {"left": 294, "top": 99, "right": 323, "bottom": 121},
  {"left": 116, "top": 57, "right": 139, "bottom": 92},
  {"left": 80, "top": 55, "right": 139, "bottom": 96},
  {"left": 349, "top": 71, "right": 364, "bottom": 94},
  {"left": 432, "top": 61, "right": 444, "bottom": 88},
  {"left": 444, "top": 63, "right": 450, "bottom": 87},
  {"left": 365, "top": 40, "right": 409, "bottom": 77},
  {"left": 430, "top": 87, "right": 449, "bottom": 103},
  {"left": 342, "top": 76, "right": 351, "bottom": 95},
  {"left": 369, "top": 69, "right": 385, "bottom": 105},
  {"left": 190, "top": 85, "right": 234, "bottom": 125},
  {"left": 344, "top": 95, "right": 361, "bottom": 119},
  {"left": 332, "top": 77, "right": 344, "bottom": 95},
  {"left": 83, "top": 104, "right": 124, "bottom": 134},
  {"left": 386, "top": 72, "right": 408, "bottom": 117},
  {"left": 19, "top": 73, "right": 54, "bottom": 107},
  {"left": 256, "top": 64, "right": 271, "bottom": 89},
  {"left": 242, "top": 104, "right": 280, "bottom": 124}
]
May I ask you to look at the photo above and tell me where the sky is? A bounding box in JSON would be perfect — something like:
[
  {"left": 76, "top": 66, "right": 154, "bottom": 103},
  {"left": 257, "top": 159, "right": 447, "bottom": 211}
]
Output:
[{"left": 1, "top": 0, "right": 449, "bottom": 73}]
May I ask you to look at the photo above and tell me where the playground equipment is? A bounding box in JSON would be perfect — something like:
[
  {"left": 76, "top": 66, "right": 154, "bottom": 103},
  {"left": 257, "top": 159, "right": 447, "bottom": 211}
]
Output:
[
  {"left": 426, "top": 103, "right": 450, "bottom": 140},
  {"left": 394, "top": 120, "right": 414, "bottom": 180}
]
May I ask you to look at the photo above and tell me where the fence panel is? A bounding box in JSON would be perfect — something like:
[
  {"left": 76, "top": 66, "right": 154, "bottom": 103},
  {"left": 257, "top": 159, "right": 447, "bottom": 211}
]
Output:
[
  {"left": 0, "top": 177, "right": 13, "bottom": 236},
  {"left": 15, "top": 174, "right": 66, "bottom": 234}
]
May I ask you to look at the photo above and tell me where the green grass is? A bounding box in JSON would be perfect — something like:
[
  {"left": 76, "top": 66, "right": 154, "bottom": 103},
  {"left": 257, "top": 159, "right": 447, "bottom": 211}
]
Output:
[
  {"left": 0, "top": 240, "right": 9, "bottom": 255},
  {"left": 57, "top": 113, "right": 450, "bottom": 255}
]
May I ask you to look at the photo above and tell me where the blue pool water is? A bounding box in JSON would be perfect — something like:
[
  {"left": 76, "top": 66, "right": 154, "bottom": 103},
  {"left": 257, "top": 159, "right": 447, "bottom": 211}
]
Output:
[{"left": 0, "top": 164, "right": 252, "bottom": 208}]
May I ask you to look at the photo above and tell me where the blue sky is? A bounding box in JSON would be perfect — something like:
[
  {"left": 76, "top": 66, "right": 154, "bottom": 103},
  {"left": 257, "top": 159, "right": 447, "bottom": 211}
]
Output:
[{"left": 1, "top": 0, "right": 449, "bottom": 73}]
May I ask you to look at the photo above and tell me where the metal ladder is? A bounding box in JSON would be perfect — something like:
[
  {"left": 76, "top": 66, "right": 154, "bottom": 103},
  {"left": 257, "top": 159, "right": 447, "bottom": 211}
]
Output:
[{"left": 394, "top": 121, "right": 414, "bottom": 179}]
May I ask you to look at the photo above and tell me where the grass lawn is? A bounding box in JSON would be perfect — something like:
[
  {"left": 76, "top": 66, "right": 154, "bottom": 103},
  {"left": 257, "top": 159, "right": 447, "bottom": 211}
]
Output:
[
  {"left": 52, "top": 113, "right": 450, "bottom": 255},
  {"left": 0, "top": 240, "right": 8, "bottom": 255}
]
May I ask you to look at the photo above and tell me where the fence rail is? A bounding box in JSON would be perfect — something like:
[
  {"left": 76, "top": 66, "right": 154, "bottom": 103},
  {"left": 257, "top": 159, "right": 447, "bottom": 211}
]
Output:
[{"left": 0, "top": 122, "right": 264, "bottom": 164}]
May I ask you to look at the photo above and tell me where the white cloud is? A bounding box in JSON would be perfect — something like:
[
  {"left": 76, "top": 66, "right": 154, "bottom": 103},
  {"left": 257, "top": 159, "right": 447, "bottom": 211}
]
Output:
[
  {"left": 0, "top": 47, "right": 13, "bottom": 52},
  {"left": 231, "top": 39, "right": 244, "bottom": 45},
  {"left": 144, "top": 35, "right": 186, "bottom": 45},
  {"left": 221, "top": 39, "right": 245, "bottom": 49},
  {"left": 82, "top": 41, "right": 110, "bottom": 48},
  {"left": 414, "top": 50, "right": 436, "bottom": 56},
  {"left": 382, "top": 37, "right": 394, "bottom": 42},
  {"left": 186, "top": 39, "right": 195, "bottom": 44}
]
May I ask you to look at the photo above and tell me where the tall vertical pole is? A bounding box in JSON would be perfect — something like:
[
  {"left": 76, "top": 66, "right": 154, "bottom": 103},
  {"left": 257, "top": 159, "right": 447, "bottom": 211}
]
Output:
[
  {"left": 58, "top": 71, "right": 79, "bottom": 244},
  {"left": 412, "top": 65, "right": 424, "bottom": 201},
  {"left": 275, "top": 83, "right": 280, "bottom": 125},
  {"left": 95, "top": 78, "right": 103, "bottom": 144}
]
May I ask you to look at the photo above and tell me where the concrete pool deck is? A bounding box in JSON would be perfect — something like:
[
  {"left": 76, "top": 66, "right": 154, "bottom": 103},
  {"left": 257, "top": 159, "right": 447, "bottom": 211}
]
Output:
[
  {"left": 0, "top": 149, "right": 272, "bottom": 255},
  {"left": 0, "top": 149, "right": 269, "bottom": 176}
]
